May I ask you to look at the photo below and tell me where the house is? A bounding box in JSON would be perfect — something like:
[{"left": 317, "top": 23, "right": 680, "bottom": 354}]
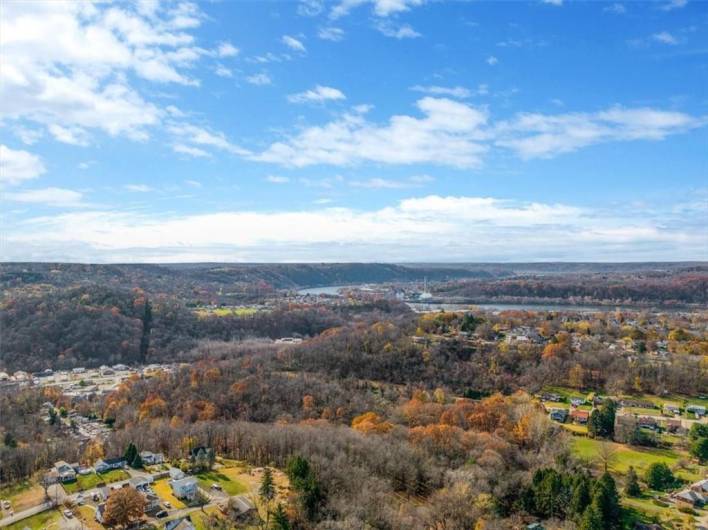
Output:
[
  {"left": 674, "top": 488, "right": 706, "bottom": 507},
  {"left": 95, "top": 457, "right": 126, "bottom": 473},
  {"left": 225, "top": 495, "right": 257, "bottom": 524},
  {"left": 144, "top": 493, "right": 161, "bottom": 513},
  {"left": 168, "top": 467, "right": 186, "bottom": 480},
  {"left": 95, "top": 503, "right": 106, "bottom": 524},
  {"left": 54, "top": 461, "right": 77, "bottom": 482},
  {"left": 570, "top": 409, "right": 590, "bottom": 424},
  {"left": 665, "top": 419, "right": 685, "bottom": 434},
  {"left": 663, "top": 404, "right": 681, "bottom": 416},
  {"left": 541, "top": 393, "right": 562, "bottom": 403},
  {"left": 129, "top": 476, "right": 154, "bottom": 490},
  {"left": 165, "top": 517, "right": 196, "bottom": 530},
  {"left": 692, "top": 479, "right": 708, "bottom": 494},
  {"left": 570, "top": 398, "right": 584, "bottom": 407},
  {"left": 170, "top": 476, "right": 198, "bottom": 500},
  {"left": 549, "top": 409, "right": 567, "bottom": 423},
  {"left": 140, "top": 451, "right": 164, "bottom": 465},
  {"left": 686, "top": 405, "right": 706, "bottom": 418}
]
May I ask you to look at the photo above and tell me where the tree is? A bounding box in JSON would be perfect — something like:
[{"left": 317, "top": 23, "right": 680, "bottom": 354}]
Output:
[
  {"left": 690, "top": 437, "right": 708, "bottom": 463},
  {"left": 123, "top": 442, "right": 137, "bottom": 465},
  {"left": 285, "top": 456, "right": 323, "bottom": 522},
  {"left": 130, "top": 451, "right": 143, "bottom": 469},
  {"left": 569, "top": 474, "right": 592, "bottom": 519},
  {"left": 260, "top": 467, "right": 275, "bottom": 502},
  {"left": 579, "top": 500, "right": 604, "bottom": 530},
  {"left": 592, "top": 472, "right": 621, "bottom": 529},
  {"left": 271, "top": 503, "right": 290, "bottom": 530},
  {"left": 588, "top": 400, "right": 616, "bottom": 439},
  {"left": 103, "top": 487, "right": 145, "bottom": 528},
  {"left": 644, "top": 462, "right": 676, "bottom": 491},
  {"left": 624, "top": 466, "right": 641, "bottom": 497},
  {"left": 596, "top": 442, "right": 618, "bottom": 473}
]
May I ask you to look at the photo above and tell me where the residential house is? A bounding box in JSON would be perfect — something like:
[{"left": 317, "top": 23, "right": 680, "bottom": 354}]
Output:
[
  {"left": 663, "top": 404, "right": 681, "bottom": 416},
  {"left": 168, "top": 467, "right": 186, "bottom": 480},
  {"left": 570, "top": 409, "right": 590, "bottom": 424},
  {"left": 140, "top": 451, "right": 164, "bottom": 466},
  {"left": 165, "top": 517, "right": 196, "bottom": 530},
  {"left": 686, "top": 405, "right": 706, "bottom": 418},
  {"left": 170, "top": 476, "right": 198, "bottom": 500},
  {"left": 665, "top": 419, "right": 685, "bottom": 434},
  {"left": 637, "top": 416, "right": 658, "bottom": 430},
  {"left": 129, "top": 476, "right": 154, "bottom": 490},
  {"left": 570, "top": 398, "right": 584, "bottom": 408},
  {"left": 674, "top": 488, "right": 706, "bottom": 507},
  {"left": 549, "top": 409, "right": 567, "bottom": 423},
  {"left": 95, "top": 457, "right": 126, "bottom": 473},
  {"left": 53, "top": 461, "right": 77, "bottom": 482},
  {"left": 541, "top": 393, "right": 562, "bottom": 403},
  {"left": 223, "top": 495, "right": 257, "bottom": 524},
  {"left": 144, "top": 493, "right": 161, "bottom": 513},
  {"left": 96, "top": 503, "right": 107, "bottom": 524}
]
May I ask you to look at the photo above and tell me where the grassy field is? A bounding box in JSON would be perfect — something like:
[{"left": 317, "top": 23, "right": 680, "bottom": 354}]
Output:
[
  {"left": 3, "top": 509, "right": 61, "bottom": 530},
  {"left": 195, "top": 307, "right": 260, "bottom": 318},
  {"left": 62, "top": 469, "right": 130, "bottom": 493},
  {"left": 77, "top": 505, "right": 104, "bottom": 530},
  {"left": 571, "top": 438, "right": 706, "bottom": 482},
  {"left": 153, "top": 479, "right": 186, "bottom": 509},
  {"left": 561, "top": 423, "right": 589, "bottom": 435},
  {"left": 195, "top": 470, "right": 248, "bottom": 495},
  {"left": 0, "top": 480, "right": 45, "bottom": 514}
]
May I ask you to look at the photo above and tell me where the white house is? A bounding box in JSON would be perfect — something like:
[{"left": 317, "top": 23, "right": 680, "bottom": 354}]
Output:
[
  {"left": 168, "top": 467, "right": 186, "bottom": 480},
  {"left": 95, "top": 457, "right": 126, "bottom": 473},
  {"left": 170, "top": 476, "right": 198, "bottom": 500},
  {"left": 54, "top": 461, "right": 76, "bottom": 482}
]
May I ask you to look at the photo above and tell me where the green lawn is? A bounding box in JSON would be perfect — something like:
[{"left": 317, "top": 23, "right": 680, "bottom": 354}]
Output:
[
  {"left": 195, "top": 470, "right": 248, "bottom": 495},
  {"left": 4, "top": 509, "right": 61, "bottom": 530},
  {"left": 571, "top": 438, "right": 706, "bottom": 482},
  {"left": 62, "top": 469, "right": 130, "bottom": 493}
]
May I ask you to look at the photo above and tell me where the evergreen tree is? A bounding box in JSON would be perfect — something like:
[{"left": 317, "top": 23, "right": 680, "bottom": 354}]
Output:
[
  {"left": 569, "top": 474, "right": 592, "bottom": 518},
  {"left": 592, "top": 472, "right": 621, "bottom": 529},
  {"left": 260, "top": 467, "right": 275, "bottom": 502},
  {"left": 644, "top": 462, "right": 676, "bottom": 491},
  {"left": 131, "top": 452, "right": 143, "bottom": 469},
  {"left": 271, "top": 503, "right": 290, "bottom": 530},
  {"left": 579, "top": 500, "right": 604, "bottom": 530},
  {"left": 624, "top": 466, "right": 641, "bottom": 497},
  {"left": 124, "top": 442, "right": 137, "bottom": 464}
]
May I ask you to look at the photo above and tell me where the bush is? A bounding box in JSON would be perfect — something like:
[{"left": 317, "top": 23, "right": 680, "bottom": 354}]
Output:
[
  {"left": 644, "top": 462, "right": 676, "bottom": 491},
  {"left": 677, "top": 505, "right": 696, "bottom": 515}
]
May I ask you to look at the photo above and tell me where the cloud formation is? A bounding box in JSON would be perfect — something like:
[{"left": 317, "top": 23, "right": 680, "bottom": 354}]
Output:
[
  {"left": 288, "top": 86, "right": 346, "bottom": 104},
  {"left": 0, "top": 145, "right": 46, "bottom": 185}
]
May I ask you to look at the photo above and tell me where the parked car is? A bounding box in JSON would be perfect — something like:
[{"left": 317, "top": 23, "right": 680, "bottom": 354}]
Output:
[
  {"left": 164, "top": 501, "right": 171, "bottom": 508},
  {"left": 64, "top": 509, "right": 73, "bottom": 518},
  {"left": 211, "top": 483, "right": 222, "bottom": 490},
  {"left": 156, "top": 510, "right": 168, "bottom": 518}
]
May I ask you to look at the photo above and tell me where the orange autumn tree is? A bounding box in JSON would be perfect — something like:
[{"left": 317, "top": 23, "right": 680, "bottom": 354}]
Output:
[{"left": 351, "top": 411, "right": 393, "bottom": 434}]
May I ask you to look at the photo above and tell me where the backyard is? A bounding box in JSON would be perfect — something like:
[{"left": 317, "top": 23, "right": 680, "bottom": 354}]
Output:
[{"left": 62, "top": 469, "right": 130, "bottom": 493}]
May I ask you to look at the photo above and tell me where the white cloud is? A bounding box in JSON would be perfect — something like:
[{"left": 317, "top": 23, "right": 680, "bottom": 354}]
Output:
[
  {"left": 217, "top": 41, "right": 239, "bottom": 57},
  {"left": 331, "top": 0, "right": 423, "bottom": 19},
  {"left": 0, "top": 145, "right": 46, "bottom": 185},
  {"left": 282, "top": 35, "right": 306, "bottom": 52},
  {"left": 168, "top": 123, "right": 250, "bottom": 155},
  {"left": 265, "top": 175, "right": 290, "bottom": 184},
  {"left": 652, "top": 31, "right": 678, "bottom": 45},
  {"left": 0, "top": 1, "right": 206, "bottom": 146},
  {"left": 318, "top": 27, "right": 345, "bottom": 41},
  {"left": 48, "top": 124, "right": 90, "bottom": 146},
  {"left": 375, "top": 21, "right": 421, "bottom": 39},
  {"left": 5, "top": 187, "right": 85, "bottom": 207},
  {"left": 172, "top": 144, "right": 210, "bottom": 158},
  {"left": 254, "top": 97, "right": 489, "bottom": 168},
  {"left": 660, "top": 0, "right": 687, "bottom": 10},
  {"left": 410, "top": 85, "right": 471, "bottom": 99},
  {"left": 9, "top": 194, "right": 706, "bottom": 262},
  {"left": 487, "top": 56, "right": 499, "bottom": 65},
  {"left": 288, "top": 85, "right": 346, "bottom": 104},
  {"left": 14, "top": 127, "right": 43, "bottom": 145},
  {"left": 495, "top": 106, "right": 704, "bottom": 159},
  {"left": 184, "top": 179, "right": 202, "bottom": 188},
  {"left": 246, "top": 73, "right": 272, "bottom": 86},
  {"left": 541, "top": 0, "right": 563, "bottom": 6},
  {"left": 214, "top": 65, "right": 233, "bottom": 78},
  {"left": 124, "top": 184, "right": 152, "bottom": 192}
]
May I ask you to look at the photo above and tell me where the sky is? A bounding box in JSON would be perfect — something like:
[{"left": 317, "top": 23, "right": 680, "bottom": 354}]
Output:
[{"left": 1, "top": 0, "right": 707, "bottom": 263}]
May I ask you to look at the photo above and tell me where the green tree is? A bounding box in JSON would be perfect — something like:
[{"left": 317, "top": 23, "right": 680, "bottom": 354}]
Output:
[
  {"left": 271, "top": 503, "right": 290, "bottom": 530},
  {"left": 285, "top": 456, "right": 323, "bottom": 522},
  {"left": 579, "top": 500, "right": 605, "bottom": 530},
  {"left": 569, "top": 474, "right": 592, "bottom": 519},
  {"left": 592, "top": 472, "right": 621, "bottom": 529},
  {"left": 644, "top": 462, "right": 676, "bottom": 491},
  {"left": 690, "top": 437, "right": 708, "bottom": 463},
  {"left": 130, "top": 451, "right": 143, "bottom": 469},
  {"left": 260, "top": 467, "right": 275, "bottom": 502},
  {"left": 624, "top": 466, "right": 641, "bottom": 497},
  {"left": 124, "top": 442, "right": 138, "bottom": 465},
  {"left": 689, "top": 423, "right": 708, "bottom": 440}
]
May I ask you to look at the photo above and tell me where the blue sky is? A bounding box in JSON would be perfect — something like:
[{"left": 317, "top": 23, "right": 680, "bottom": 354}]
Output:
[{"left": 1, "top": 0, "right": 706, "bottom": 262}]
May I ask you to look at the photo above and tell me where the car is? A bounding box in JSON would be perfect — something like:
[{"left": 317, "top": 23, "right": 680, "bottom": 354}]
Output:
[
  {"left": 211, "top": 483, "right": 222, "bottom": 490},
  {"left": 156, "top": 510, "right": 168, "bottom": 518},
  {"left": 64, "top": 509, "right": 73, "bottom": 518},
  {"left": 93, "top": 494, "right": 100, "bottom": 502},
  {"left": 164, "top": 501, "right": 171, "bottom": 508}
]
